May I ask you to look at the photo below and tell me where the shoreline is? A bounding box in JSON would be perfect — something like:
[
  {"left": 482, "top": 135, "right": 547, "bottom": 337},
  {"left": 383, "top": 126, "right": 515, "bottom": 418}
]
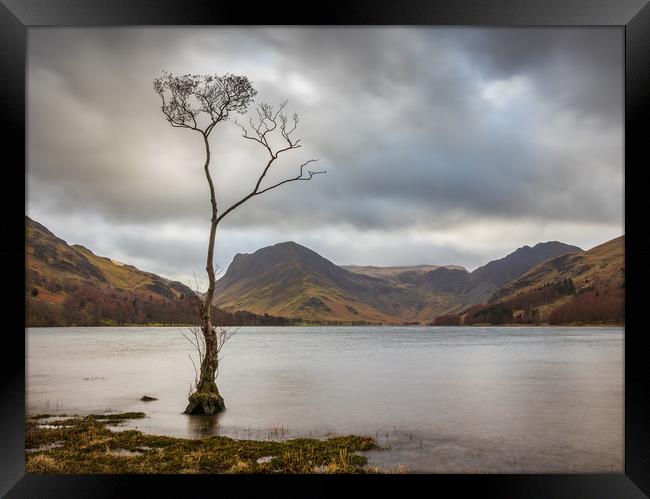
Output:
[
  {"left": 25, "top": 322, "right": 625, "bottom": 328},
  {"left": 26, "top": 412, "right": 385, "bottom": 474}
]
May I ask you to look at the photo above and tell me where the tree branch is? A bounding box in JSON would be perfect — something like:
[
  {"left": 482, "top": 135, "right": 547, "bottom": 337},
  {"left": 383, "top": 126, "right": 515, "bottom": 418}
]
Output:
[
  {"left": 216, "top": 159, "right": 323, "bottom": 224},
  {"left": 256, "top": 160, "right": 325, "bottom": 195},
  {"left": 217, "top": 101, "right": 323, "bottom": 225}
]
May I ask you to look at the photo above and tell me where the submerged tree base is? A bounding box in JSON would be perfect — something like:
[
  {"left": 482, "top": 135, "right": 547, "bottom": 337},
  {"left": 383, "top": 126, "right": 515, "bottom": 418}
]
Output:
[
  {"left": 25, "top": 413, "right": 379, "bottom": 474},
  {"left": 184, "top": 389, "right": 226, "bottom": 415}
]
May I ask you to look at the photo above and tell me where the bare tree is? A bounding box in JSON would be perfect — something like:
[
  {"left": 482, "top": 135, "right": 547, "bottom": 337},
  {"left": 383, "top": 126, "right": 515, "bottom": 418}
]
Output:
[{"left": 153, "top": 71, "right": 324, "bottom": 415}]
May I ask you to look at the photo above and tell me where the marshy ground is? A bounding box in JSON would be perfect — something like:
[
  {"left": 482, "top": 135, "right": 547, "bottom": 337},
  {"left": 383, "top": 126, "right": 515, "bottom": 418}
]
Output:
[{"left": 25, "top": 413, "right": 387, "bottom": 474}]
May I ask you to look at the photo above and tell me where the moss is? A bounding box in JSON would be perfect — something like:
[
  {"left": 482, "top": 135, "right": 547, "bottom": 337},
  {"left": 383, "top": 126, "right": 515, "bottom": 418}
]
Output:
[
  {"left": 25, "top": 413, "right": 378, "bottom": 474},
  {"left": 185, "top": 389, "right": 225, "bottom": 415}
]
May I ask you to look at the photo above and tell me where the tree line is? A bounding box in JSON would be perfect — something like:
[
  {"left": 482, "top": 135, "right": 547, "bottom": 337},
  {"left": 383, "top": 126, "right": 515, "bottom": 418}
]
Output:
[
  {"left": 26, "top": 275, "right": 294, "bottom": 327},
  {"left": 432, "top": 278, "right": 623, "bottom": 325}
]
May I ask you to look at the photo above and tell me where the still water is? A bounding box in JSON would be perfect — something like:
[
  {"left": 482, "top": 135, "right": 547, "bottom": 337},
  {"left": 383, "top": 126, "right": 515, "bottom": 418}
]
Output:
[{"left": 26, "top": 326, "right": 623, "bottom": 472}]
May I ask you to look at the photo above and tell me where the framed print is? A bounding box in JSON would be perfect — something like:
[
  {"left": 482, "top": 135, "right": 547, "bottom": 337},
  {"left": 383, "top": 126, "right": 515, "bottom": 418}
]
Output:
[{"left": 2, "top": 0, "right": 649, "bottom": 497}]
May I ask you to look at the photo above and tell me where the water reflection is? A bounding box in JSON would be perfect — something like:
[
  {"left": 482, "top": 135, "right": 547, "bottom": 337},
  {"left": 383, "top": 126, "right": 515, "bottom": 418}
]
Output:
[{"left": 186, "top": 414, "right": 222, "bottom": 438}]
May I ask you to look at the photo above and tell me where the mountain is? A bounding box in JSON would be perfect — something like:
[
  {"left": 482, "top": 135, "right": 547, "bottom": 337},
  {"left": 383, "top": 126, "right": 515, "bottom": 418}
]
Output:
[
  {"left": 445, "top": 241, "right": 584, "bottom": 311},
  {"left": 25, "top": 216, "right": 292, "bottom": 327},
  {"left": 214, "top": 241, "right": 423, "bottom": 323},
  {"left": 468, "top": 236, "right": 624, "bottom": 325},
  {"left": 213, "top": 239, "right": 584, "bottom": 324}
]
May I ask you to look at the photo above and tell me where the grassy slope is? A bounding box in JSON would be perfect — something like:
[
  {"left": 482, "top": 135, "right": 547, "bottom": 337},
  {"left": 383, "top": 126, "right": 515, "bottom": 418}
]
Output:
[
  {"left": 26, "top": 217, "right": 196, "bottom": 326},
  {"left": 73, "top": 245, "right": 159, "bottom": 292},
  {"left": 217, "top": 268, "right": 402, "bottom": 323},
  {"left": 488, "top": 236, "right": 624, "bottom": 322},
  {"left": 28, "top": 218, "right": 164, "bottom": 294},
  {"left": 493, "top": 236, "right": 623, "bottom": 299}
]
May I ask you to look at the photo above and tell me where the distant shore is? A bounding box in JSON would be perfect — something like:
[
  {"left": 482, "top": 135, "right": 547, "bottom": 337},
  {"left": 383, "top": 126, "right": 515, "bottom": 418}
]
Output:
[{"left": 26, "top": 322, "right": 624, "bottom": 328}]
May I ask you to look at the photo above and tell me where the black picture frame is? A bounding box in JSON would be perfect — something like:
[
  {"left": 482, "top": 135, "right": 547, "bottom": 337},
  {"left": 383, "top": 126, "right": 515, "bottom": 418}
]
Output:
[{"left": 2, "top": 1, "right": 649, "bottom": 496}]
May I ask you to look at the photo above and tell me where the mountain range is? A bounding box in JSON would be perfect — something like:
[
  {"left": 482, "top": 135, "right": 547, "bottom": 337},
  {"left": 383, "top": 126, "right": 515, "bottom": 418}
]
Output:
[
  {"left": 26, "top": 216, "right": 624, "bottom": 326},
  {"left": 213, "top": 239, "right": 590, "bottom": 323}
]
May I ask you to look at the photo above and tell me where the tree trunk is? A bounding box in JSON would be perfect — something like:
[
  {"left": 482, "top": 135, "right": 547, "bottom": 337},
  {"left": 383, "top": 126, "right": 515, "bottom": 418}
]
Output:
[
  {"left": 184, "top": 323, "right": 225, "bottom": 414},
  {"left": 184, "top": 133, "right": 225, "bottom": 415}
]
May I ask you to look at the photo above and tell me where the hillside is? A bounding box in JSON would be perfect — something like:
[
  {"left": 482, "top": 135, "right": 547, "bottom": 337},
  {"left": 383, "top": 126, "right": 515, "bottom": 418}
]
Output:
[
  {"left": 445, "top": 241, "right": 581, "bottom": 308},
  {"left": 25, "top": 216, "right": 292, "bottom": 327},
  {"left": 463, "top": 236, "right": 624, "bottom": 325}
]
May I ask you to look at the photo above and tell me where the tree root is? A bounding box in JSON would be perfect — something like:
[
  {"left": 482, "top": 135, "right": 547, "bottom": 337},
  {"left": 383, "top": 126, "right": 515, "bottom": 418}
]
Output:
[{"left": 184, "top": 390, "right": 225, "bottom": 415}]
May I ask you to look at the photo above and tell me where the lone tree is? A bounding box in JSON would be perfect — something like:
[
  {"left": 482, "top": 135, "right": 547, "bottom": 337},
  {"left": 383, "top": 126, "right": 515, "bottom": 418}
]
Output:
[{"left": 153, "top": 71, "right": 324, "bottom": 415}]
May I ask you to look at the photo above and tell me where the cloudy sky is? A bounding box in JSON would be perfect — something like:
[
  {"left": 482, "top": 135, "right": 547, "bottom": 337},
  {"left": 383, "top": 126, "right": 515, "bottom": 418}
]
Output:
[{"left": 27, "top": 27, "right": 623, "bottom": 288}]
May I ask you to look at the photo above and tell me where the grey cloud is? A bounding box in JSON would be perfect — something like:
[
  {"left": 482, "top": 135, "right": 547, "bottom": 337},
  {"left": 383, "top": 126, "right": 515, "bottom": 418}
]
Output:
[
  {"left": 454, "top": 27, "right": 623, "bottom": 122},
  {"left": 27, "top": 27, "right": 623, "bottom": 282}
]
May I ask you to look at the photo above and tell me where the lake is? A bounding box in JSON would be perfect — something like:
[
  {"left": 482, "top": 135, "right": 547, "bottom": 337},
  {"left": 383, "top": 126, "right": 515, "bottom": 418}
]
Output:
[{"left": 26, "top": 326, "right": 623, "bottom": 473}]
